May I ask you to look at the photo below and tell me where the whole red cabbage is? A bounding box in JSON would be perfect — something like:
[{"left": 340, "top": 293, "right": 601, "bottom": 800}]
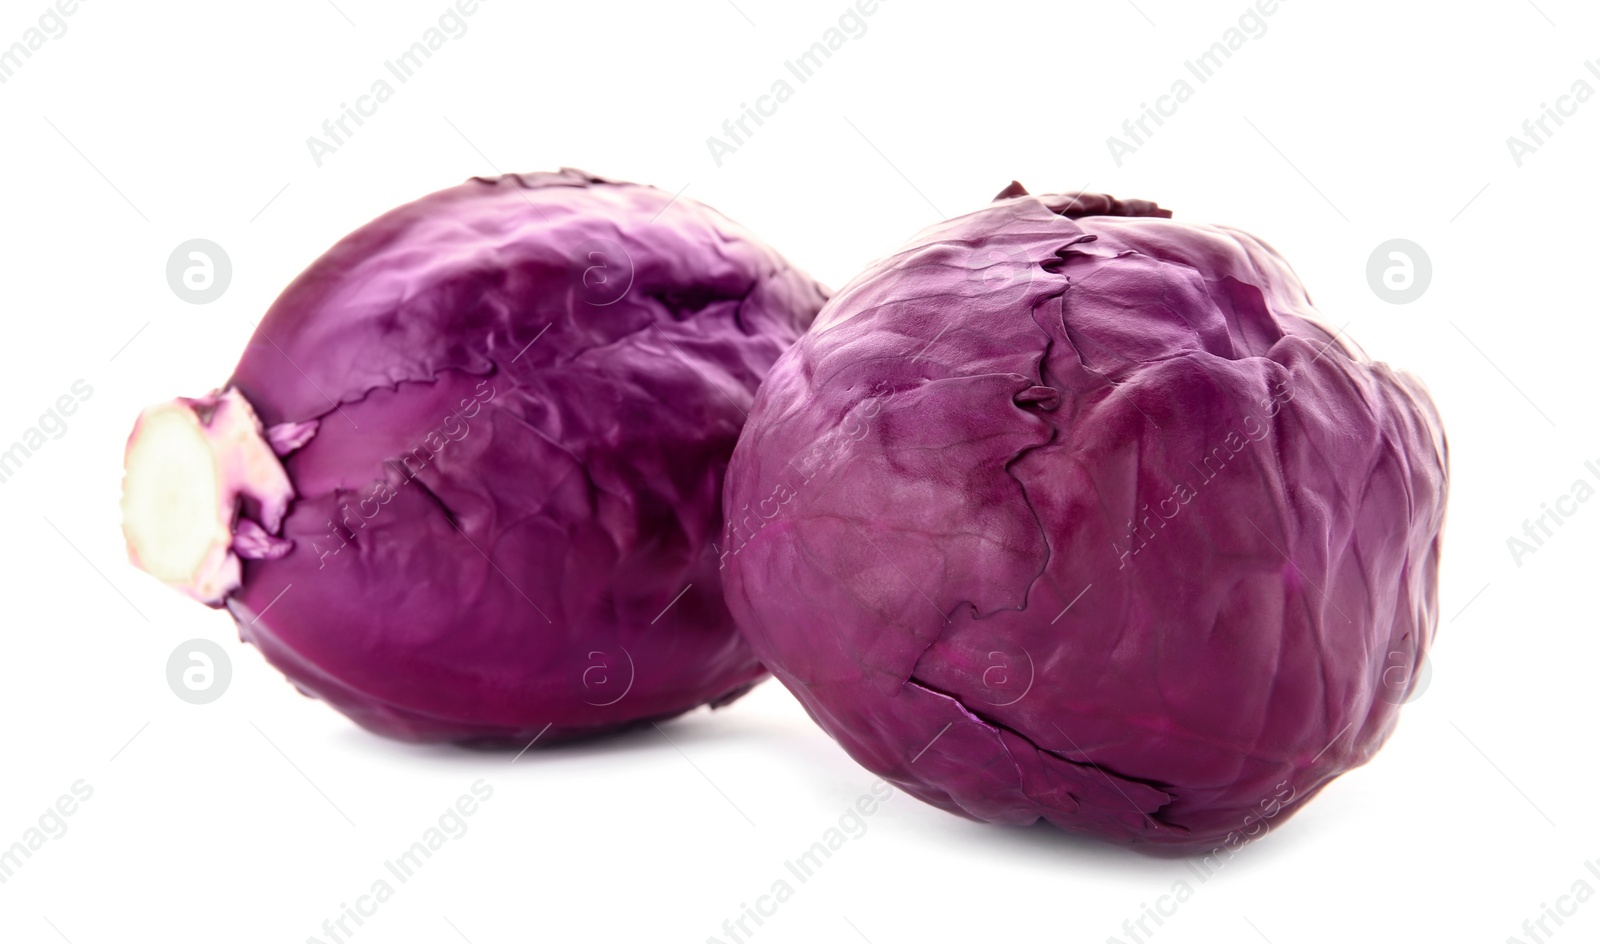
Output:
[
  {"left": 720, "top": 183, "right": 1447, "bottom": 853},
  {"left": 125, "top": 169, "right": 826, "bottom": 744}
]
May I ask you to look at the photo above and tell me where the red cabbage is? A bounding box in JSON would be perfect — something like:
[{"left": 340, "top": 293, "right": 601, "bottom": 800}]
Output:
[
  {"left": 121, "top": 169, "right": 826, "bottom": 744},
  {"left": 720, "top": 183, "right": 1448, "bottom": 853}
]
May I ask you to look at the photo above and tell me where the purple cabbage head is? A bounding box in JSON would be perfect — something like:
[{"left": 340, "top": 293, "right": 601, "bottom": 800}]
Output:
[
  {"left": 125, "top": 169, "right": 826, "bottom": 744},
  {"left": 719, "top": 183, "right": 1447, "bottom": 853}
]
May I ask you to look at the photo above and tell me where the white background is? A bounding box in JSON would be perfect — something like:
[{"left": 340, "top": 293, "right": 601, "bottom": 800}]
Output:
[{"left": 0, "top": 1, "right": 1595, "bottom": 942}]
